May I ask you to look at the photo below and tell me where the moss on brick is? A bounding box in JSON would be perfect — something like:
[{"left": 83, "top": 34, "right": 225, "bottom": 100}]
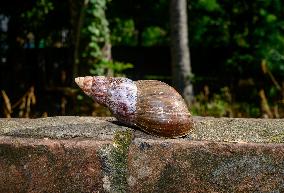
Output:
[
  {"left": 99, "top": 130, "right": 133, "bottom": 193},
  {"left": 111, "top": 130, "right": 132, "bottom": 192},
  {"left": 270, "top": 132, "right": 284, "bottom": 143}
]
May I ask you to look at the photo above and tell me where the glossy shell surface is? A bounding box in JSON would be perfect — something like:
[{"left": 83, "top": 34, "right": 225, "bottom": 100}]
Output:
[
  {"left": 134, "top": 80, "right": 192, "bottom": 137},
  {"left": 75, "top": 76, "right": 193, "bottom": 138}
]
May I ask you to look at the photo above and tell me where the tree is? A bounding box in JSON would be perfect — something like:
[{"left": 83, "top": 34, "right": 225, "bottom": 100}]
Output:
[
  {"left": 170, "top": 0, "right": 194, "bottom": 105},
  {"left": 69, "top": 0, "right": 87, "bottom": 82}
]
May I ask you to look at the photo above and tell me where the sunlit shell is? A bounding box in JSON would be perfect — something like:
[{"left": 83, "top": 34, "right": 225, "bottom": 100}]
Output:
[
  {"left": 134, "top": 80, "right": 192, "bottom": 137},
  {"left": 75, "top": 76, "right": 193, "bottom": 138}
]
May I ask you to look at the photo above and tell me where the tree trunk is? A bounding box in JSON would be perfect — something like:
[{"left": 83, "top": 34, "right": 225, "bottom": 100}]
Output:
[
  {"left": 69, "top": 0, "right": 88, "bottom": 83},
  {"left": 170, "top": 0, "right": 194, "bottom": 105}
]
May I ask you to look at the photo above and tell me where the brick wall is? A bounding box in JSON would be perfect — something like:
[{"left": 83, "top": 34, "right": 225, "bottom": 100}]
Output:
[{"left": 0, "top": 116, "right": 284, "bottom": 192}]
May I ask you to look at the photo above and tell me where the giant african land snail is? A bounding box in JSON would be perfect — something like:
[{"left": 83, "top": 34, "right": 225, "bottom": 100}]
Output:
[{"left": 75, "top": 76, "right": 193, "bottom": 138}]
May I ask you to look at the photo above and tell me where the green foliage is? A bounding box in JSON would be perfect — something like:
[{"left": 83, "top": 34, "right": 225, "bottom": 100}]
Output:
[
  {"left": 5, "top": 0, "right": 284, "bottom": 117},
  {"left": 19, "top": 0, "right": 54, "bottom": 48},
  {"left": 189, "top": 0, "right": 230, "bottom": 47},
  {"left": 267, "top": 49, "right": 284, "bottom": 75},
  {"left": 81, "top": 0, "right": 133, "bottom": 76},
  {"left": 191, "top": 87, "right": 261, "bottom": 117},
  {"left": 106, "top": 1, "right": 284, "bottom": 115},
  {"left": 110, "top": 18, "right": 137, "bottom": 46},
  {"left": 82, "top": 0, "right": 110, "bottom": 61},
  {"left": 191, "top": 87, "right": 233, "bottom": 117},
  {"left": 197, "top": 0, "right": 220, "bottom": 11},
  {"left": 188, "top": 0, "right": 284, "bottom": 75},
  {"left": 21, "top": 0, "right": 54, "bottom": 30},
  {"left": 107, "top": 0, "right": 169, "bottom": 46},
  {"left": 142, "top": 26, "right": 168, "bottom": 46},
  {"left": 90, "top": 60, "right": 133, "bottom": 76}
]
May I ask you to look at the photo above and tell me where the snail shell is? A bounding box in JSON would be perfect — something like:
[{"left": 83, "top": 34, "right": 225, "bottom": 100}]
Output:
[{"left": 75, "top": 76, "right": 193, "bottom": 138}]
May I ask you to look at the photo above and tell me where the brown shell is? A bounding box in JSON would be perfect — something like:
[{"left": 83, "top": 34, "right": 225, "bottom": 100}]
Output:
[{"left": 134, "top": 80, "right": 193, "bottom": 138}]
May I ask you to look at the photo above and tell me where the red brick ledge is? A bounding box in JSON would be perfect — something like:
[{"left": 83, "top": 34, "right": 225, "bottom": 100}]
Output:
[{"left": 0, "top": 116, "right": 284, "bottom": 192}]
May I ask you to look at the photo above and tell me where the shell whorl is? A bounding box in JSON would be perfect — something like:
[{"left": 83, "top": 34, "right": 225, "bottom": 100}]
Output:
[
  {"left": 75, "top": 76, "right": 109, "bottom": 105},
  {"left": 75, "top": 76, "right": 137, "bottom": 124},
  {"left": 134, "top": 80, "right": 192, "bottom": 137},
  {"left": 106, "top": 77, "right": 137, "bottom": 124}
]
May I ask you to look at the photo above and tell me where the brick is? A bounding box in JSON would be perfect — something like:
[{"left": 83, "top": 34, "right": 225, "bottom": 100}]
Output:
[
  {"left": 0, "top": 136, "right": 109, "bottom": 193},
  {"left": 128, "top": 139, "right": 284, "bottom": 192},
  {"left": 0, "top": 116, "right": 284, "bottom": 192}
]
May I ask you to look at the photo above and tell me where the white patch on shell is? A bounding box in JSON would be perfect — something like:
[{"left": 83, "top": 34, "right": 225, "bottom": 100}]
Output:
[{"left": 107, "top": 78, "right": 137, "bottom": 119}]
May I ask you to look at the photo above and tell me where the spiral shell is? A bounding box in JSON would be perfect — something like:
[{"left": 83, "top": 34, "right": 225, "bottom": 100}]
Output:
[{"left": 75, "top": 76, "right": 193, "bottom": 138}]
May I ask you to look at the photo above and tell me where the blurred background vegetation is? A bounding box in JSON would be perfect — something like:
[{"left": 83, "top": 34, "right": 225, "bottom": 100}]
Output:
[{"left": 1, "top": 0, "right": 284, "bottom": 118}]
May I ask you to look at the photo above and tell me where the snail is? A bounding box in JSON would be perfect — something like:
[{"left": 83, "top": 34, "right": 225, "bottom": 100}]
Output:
[{"left": 75, "top": 76, "right": 193, "bottom": 138}]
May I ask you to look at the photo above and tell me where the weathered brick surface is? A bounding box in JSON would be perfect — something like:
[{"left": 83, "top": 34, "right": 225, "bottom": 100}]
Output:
[
  {"left": 0, "top": 136, "right": 109, "bottom": 193},
  {"left": 128, "top": 139, "right": 284, "bottom": 192},
  {"left": 0, "top": 116, "right": 284, "bottom": 192}
]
